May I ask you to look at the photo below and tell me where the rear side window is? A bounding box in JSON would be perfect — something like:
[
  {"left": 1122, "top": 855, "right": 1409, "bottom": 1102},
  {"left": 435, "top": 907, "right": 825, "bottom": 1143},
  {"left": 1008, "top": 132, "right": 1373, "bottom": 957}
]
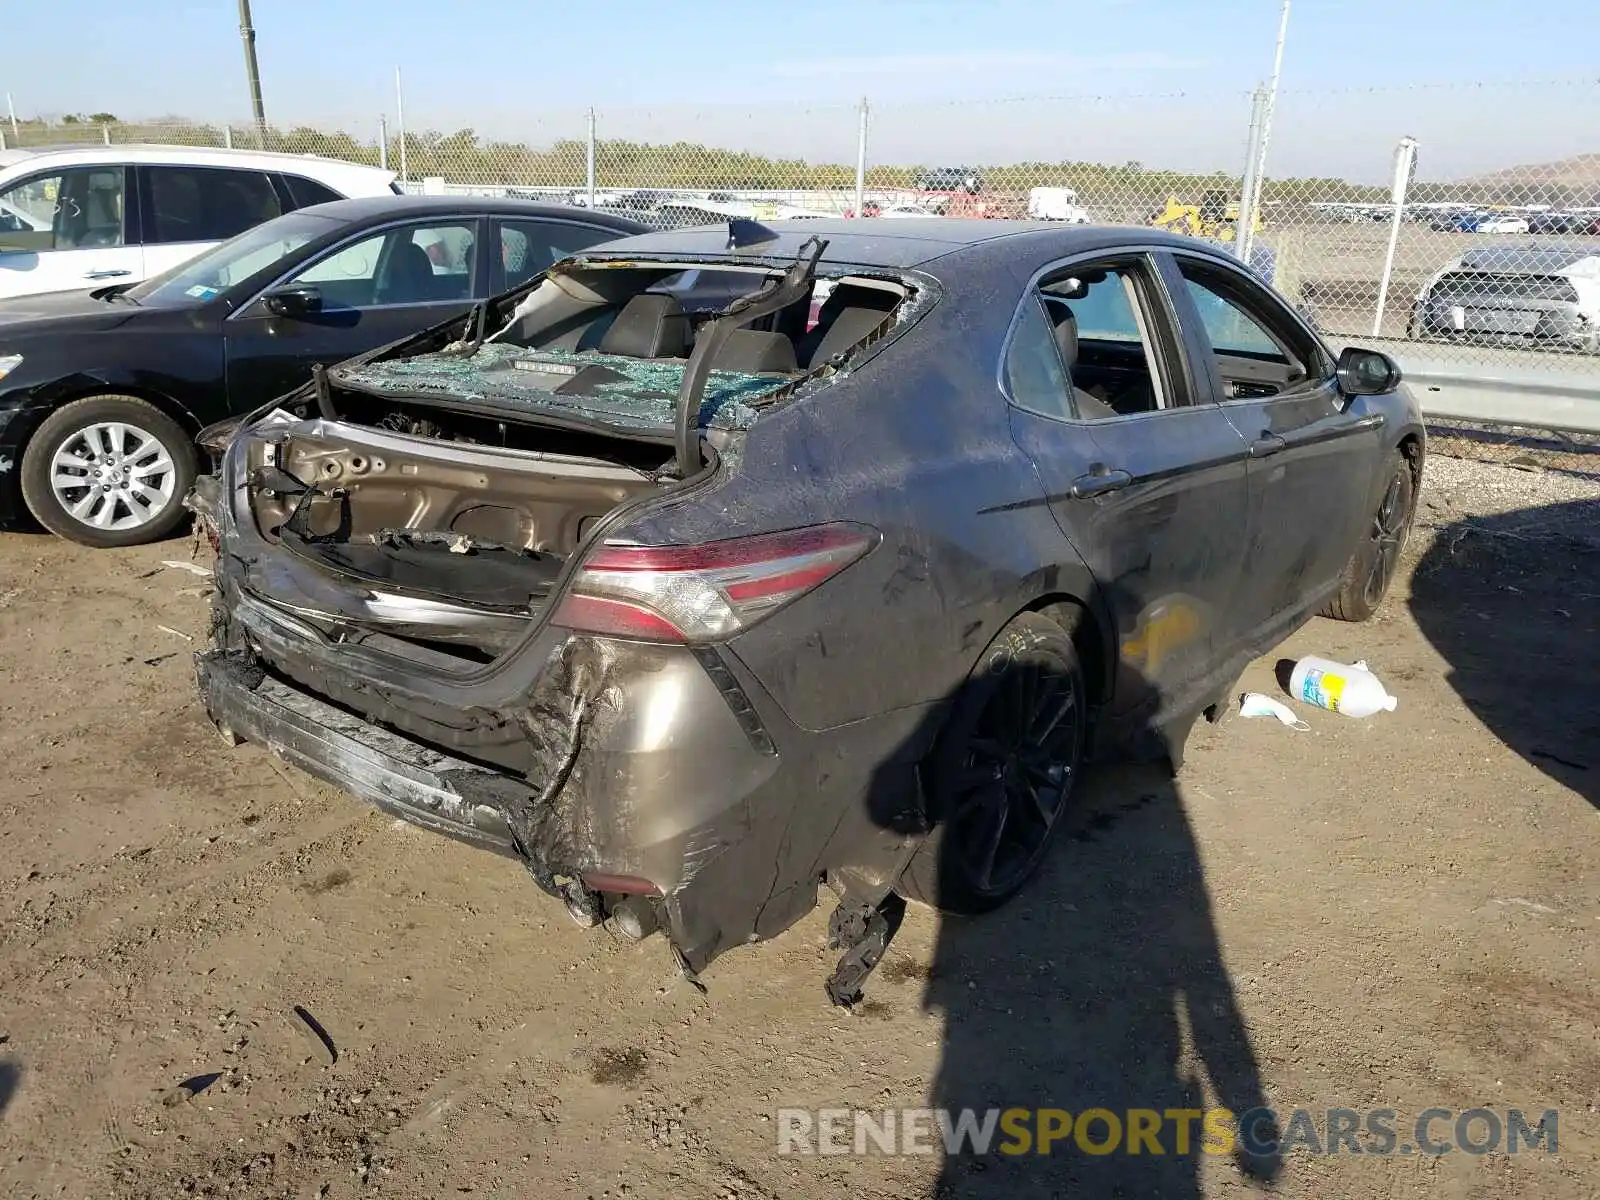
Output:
[
  {"left": 1005, "top": 257, "right": 1174, "bottom": 421},
  {"left": 143, "top": 166, "right": 283, "bottom": 244},
  {"left": 1003, "top": 297, "right": 1074, "bottom": 422},
  {"left": 281, "top": 174, "right": 343, "bottom": 210},
  {"left": 491, "top": 219, "right": 624, "bottom": 293}
]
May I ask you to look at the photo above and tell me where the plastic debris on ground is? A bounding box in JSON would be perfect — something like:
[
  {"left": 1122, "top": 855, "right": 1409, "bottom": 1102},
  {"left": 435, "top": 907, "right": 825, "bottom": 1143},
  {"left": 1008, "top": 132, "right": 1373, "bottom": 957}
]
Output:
[
  {"left": 1288, "top": 656, "right": 1398, "bottom": 717},
  {"left": 1239, "top": 693, "right": 1312, "bottom": 731}
]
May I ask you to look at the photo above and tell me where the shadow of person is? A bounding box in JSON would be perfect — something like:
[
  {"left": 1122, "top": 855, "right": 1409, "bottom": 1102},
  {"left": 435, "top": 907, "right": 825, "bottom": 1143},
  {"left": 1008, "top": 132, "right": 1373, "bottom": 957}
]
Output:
[
  {"left": 1409, "top": 498, "right": 1600, "bottom": 809},
  {"left": 917, "top": 761, "right": 1279, "bottom": 1197},
  {"left": 0, "top": 1058, "right": 21, "bottom": 1119},
  {"left": 859, "top": 604, "right": 1281, "bottom": 1198}
]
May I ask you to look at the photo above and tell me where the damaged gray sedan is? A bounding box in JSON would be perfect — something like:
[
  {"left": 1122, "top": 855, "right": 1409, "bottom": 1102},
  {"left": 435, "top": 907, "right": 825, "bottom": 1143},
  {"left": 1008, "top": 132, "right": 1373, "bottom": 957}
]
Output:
[{"left": 192, "top": 219, "right": 1424, "bottom": 1003}]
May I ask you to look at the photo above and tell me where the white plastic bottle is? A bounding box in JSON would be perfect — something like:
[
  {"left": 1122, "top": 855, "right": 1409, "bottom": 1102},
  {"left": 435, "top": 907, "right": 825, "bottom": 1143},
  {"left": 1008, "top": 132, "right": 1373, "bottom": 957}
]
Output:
[{"left": 1288, "top": 656, "right": 1398, "bottom": 717}]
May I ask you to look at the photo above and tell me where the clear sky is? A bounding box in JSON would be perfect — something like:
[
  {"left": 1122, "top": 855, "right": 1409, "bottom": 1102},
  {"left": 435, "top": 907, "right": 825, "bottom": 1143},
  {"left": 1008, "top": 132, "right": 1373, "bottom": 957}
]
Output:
[{"left": 6, "top": 0, "right": 1598, "bottom": 181}]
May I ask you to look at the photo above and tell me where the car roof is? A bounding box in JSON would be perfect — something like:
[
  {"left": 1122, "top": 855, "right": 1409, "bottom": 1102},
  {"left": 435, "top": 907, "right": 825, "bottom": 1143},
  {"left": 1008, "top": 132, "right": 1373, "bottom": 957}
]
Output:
[
  {"left": 293, "top": 194, "right": 650, "bottom": 228},
  {"left": 1455, "top": 242, "right": 1599, "bottom": 273},
  {"left": 577, "top": 218, "right": 1212, "bottom": 272},
  {"left": 0, "top": 143, "right": 396, "bottom": 192}
]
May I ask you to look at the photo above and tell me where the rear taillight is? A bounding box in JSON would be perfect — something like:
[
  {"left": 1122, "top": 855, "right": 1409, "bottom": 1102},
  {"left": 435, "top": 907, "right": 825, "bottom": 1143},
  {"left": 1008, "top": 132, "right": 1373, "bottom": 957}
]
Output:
[{"left": 551, "top": 523, "right": 878, "bottom": 644}]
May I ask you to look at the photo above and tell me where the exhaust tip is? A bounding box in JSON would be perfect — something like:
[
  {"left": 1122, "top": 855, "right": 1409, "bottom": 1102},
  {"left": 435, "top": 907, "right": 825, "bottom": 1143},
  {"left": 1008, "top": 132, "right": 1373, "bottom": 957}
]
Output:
[{"left": 610, "top": 896, "right": 660, "bottom": 942}]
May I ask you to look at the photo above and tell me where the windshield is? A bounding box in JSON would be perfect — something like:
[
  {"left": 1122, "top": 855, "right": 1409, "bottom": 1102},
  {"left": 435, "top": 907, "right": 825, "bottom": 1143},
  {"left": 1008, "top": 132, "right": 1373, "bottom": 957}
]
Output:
[{"left": 125, "top": 211, "right": 346, "bottom": 306}]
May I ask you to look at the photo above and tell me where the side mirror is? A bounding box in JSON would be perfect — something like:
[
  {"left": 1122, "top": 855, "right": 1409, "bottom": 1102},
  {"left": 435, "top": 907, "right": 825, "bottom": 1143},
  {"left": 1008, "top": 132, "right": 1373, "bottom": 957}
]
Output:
[
  {"left": 1335, "top": 346, "right": 1402, "bottom": 397},
  {"left": 263, "top": 285, "right": 323, "bottom": 318}
]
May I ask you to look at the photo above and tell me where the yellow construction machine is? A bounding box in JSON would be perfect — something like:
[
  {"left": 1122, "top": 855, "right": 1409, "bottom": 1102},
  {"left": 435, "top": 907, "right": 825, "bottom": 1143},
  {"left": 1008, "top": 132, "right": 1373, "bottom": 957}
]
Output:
[{"left": 1148, "top": 189, "right": 1263, "bottom": 241}]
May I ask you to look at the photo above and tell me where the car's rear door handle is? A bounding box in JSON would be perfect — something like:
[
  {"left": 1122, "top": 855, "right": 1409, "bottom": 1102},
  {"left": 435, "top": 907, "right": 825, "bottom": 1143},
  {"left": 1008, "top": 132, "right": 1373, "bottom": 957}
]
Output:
[
  {"left": 83, "top": 268, "right": 132, "bottom": 279},
  {"left": 1070, "top": 468, "right": 1132, "bottom": 499},
  {"left": 1250, "top": 432, "right": 1287, "bottom": 458}
]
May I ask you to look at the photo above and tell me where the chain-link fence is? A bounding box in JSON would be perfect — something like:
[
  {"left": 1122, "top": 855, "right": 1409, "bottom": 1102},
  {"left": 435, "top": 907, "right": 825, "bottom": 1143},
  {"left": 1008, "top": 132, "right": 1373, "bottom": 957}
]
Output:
[{"left": 5, "top": 80, "right": 1599, "bottom": 383}]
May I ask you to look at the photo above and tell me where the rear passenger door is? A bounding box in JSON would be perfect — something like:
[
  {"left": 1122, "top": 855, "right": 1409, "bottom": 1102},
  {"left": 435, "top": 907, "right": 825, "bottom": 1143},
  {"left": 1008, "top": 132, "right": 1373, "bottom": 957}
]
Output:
[
  {"left": 1002, "top": 251, "right": 1253, "bottom": 736},
  {"left": 138, "top": 164, "right": 285, "bottom": 279},
  {"left": 223, "top": 218, "right": 483, "bottom": 412},
  {"left": 1164, "top": 251, "right": 1383, "bottom": 640}
]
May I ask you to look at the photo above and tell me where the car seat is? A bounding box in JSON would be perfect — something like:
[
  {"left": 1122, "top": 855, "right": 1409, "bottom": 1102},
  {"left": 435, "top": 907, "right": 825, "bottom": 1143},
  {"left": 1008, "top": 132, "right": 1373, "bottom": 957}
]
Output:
[
  {"left": 710, "top": 329, "right": 798, "bottom": 374},
  {"left": 1050, "top": 307, "right": 1119, "bottom": 421},
  {"left": 796, "top": 286, "right": 899, "bottom": 368},
  {"left": 598, "top": 293, "right": 690, "bottom": 358},
  {"left": 378, "top": 241, "right": 439, "bottom": 305}
]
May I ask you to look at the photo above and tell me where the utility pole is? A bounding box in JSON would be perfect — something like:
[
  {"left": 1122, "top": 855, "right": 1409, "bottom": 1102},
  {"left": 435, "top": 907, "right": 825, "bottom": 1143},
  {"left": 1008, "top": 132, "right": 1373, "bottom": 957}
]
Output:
[
  {"left": 237, "top": 0, "right": 267, "bottom": 147},
  {"left": 5, "top": 93, "right": 18, "bottom": 141}
]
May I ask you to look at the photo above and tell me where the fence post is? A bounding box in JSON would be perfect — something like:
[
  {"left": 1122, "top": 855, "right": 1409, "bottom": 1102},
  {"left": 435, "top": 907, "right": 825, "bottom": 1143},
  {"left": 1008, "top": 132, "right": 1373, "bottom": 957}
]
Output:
[
  {"left": 1236, "top": 86, "right": 1267, "bottom": 263},
  {"left": 586, "top": 107, "right": 597, "bottom": 207},
  {"left": 1241, "top": 0, "right": 1292, "bottom": 259},
  {"left": 1273, "top": 228, "right": 1305, "bottom": 307},
  {"left": 395, "top": 67, "right": 409, "bottom": 186},
  {"left": 223, "top": 125, "right": 233, "bottom": 150},
  {"left": 854, "top": 96, "right": 868, "bottom": 218},
  {"left": 377, "top": 116, "right": 388, "bottom": 169},
  {"left": 102, "top": 125, "right": 111, "bottom": 146},
  {"left": 1373, "top": 136, "right": 1419, "bottom": 338}
]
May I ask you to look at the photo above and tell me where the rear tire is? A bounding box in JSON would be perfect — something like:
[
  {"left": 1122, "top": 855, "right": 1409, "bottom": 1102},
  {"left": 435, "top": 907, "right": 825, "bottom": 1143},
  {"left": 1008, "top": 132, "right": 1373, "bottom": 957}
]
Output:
[
  {"left": 20, "top": 395, "right": 196, "bottom": 548},
  {"left": 1321, "top": 449, "right": 1418, "bottom": 623},
  {"left": 898, "top": 612, "right": 1086, "bottom": 915}
]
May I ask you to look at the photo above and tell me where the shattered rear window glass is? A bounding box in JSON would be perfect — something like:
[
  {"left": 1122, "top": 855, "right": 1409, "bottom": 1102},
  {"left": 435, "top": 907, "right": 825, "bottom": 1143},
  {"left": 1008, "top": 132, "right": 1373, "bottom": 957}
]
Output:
[{"left": 334, "top": 343, "right": 776, "bottom": 432}]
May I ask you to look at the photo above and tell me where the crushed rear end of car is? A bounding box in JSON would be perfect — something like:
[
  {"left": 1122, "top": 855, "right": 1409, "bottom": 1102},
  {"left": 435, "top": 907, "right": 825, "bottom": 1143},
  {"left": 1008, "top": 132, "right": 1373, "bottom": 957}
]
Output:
[{"left": 190, "top": 232, "right": 931, "bottom": 984}]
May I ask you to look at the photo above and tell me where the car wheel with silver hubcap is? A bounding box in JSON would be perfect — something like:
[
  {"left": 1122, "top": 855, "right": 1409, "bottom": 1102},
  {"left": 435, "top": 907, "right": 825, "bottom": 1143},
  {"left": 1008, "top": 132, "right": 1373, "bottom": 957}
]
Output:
[{"left": 20, "top": 395, "right": 197, "bottom": 548}]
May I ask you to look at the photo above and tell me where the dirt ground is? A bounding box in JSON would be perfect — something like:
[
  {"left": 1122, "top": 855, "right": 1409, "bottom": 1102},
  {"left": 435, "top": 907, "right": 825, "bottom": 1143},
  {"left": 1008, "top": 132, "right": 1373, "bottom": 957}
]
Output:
[{"left": 1, "top": 453, "right": 1597, "bottom": 1200}]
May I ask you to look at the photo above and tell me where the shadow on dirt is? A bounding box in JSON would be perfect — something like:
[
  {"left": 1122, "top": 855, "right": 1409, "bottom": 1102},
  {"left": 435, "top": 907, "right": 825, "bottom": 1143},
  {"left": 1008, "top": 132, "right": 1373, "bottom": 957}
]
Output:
[
  {"left": 911, "top": 761, "right": 1279, "bottom": 1198},
  {"left": 1409, "top": 500, "right": 1600, "bottom": 810},
  {"left": 0, "top": 1058, "right": 21, "bottom": 1118},
  {"left": 861, "top": 602, "right": 1282, "bottom": 1198}
]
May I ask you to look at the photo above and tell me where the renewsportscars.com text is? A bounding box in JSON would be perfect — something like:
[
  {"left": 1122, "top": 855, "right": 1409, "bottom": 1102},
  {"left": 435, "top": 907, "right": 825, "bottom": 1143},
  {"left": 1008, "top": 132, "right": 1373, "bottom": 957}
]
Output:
[{"left": 776, "top": 1106, "right": 1558, "bottom": 1158}]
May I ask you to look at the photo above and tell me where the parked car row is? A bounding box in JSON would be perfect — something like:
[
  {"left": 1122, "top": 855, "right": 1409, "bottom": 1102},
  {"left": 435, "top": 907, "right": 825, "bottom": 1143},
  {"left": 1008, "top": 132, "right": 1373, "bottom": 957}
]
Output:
[{"left": 1312, "top": 202, "right": 1600, "bottom": 234}]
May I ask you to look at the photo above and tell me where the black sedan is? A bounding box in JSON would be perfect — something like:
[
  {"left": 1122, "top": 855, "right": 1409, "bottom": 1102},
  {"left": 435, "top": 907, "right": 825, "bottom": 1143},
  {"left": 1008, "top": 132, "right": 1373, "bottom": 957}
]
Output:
[
  {"left": 192, "top": 219, "right": 1424, "bottom": 1000},
  {"left": 0, "top": 196, "right": 646, "bottom": 546}
]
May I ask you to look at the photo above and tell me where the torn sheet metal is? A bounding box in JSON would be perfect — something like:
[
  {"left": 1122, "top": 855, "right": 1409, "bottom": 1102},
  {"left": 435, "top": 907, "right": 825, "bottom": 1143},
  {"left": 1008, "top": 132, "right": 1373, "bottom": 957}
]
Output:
[{"left": 334, "top": 344, "right": 775, "bottom": 433}]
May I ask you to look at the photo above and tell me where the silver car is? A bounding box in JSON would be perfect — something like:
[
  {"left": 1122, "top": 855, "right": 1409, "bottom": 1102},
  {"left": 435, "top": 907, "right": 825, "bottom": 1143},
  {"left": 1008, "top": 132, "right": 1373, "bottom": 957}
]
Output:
[{"left": 1409, "top": 243, "right": 1600, "bottom": 353}]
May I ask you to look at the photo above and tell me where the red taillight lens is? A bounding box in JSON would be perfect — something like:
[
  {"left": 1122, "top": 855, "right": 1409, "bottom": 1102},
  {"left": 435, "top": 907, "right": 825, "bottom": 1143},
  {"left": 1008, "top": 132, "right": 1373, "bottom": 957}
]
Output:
[{"left": 551, "top": 523, "right": 878, "bottom": 644}]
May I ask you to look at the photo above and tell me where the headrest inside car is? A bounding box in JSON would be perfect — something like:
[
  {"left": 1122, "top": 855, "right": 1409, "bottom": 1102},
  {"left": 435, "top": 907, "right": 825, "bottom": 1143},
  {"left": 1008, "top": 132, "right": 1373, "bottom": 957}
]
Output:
[
  {"left": 712, "top": 329, "right": 799, "bottom": 375},
  {"left": 599, "top": 293, "right": 690, "bottom": 359}
]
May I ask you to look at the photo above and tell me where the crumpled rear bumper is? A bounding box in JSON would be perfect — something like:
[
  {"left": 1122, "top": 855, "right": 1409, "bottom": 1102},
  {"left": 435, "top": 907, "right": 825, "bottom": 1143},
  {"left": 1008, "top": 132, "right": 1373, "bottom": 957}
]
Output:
[{"left": 196, "top": 648, "right": 530, "bottom": 858}]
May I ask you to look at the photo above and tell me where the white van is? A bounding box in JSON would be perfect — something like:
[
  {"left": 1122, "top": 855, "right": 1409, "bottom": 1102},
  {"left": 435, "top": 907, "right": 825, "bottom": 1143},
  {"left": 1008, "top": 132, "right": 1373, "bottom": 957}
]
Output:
[
  {"left": 0, "top": 144, "right": 397, "bottom": 301},
  {"left": 1026, "top": 186, "right": 1092, "bottom": 224}
]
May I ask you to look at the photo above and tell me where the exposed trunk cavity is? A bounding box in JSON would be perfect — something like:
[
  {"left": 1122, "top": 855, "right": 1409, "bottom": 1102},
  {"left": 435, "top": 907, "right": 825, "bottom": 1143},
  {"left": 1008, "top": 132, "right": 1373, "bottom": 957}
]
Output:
[{"left": 233, "top": 409, "right": 677, "bottom": 657}]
